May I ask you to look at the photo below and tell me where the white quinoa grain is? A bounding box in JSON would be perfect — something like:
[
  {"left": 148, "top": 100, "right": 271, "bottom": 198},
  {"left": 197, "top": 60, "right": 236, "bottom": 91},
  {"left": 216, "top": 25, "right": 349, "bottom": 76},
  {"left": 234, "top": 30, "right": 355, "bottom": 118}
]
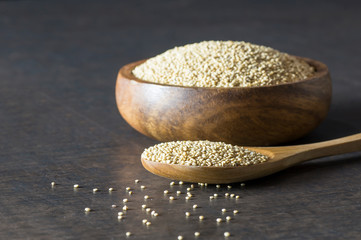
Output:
[
  {"left": 193, "top": 204, "right": 198, "bottom": 209},
  {"left": 142, "top": 141, "right": 269, "bottom": 167},
  {"left": 194, "top": 232, "right": 200, "bottom": 237},
  {"left": 123, "top": 206, "right": 128, "bottom": 211},
  {"left": 92, "top": 188, "right": 98, "bottom": 193},
  {"left": 135, "top": 179, "right": 140, "bottom": 183},
  {"left": 146, "top": 221, "right": 151, "bottom": 226},
  {"left": 126, "top": 187, "right": 131, "bottom": 191},
  {"left": 126, "top": 232, "right": 131, "bottom": 237},
  {"left": 133, "top": 41, "right": 314, "bottom": 88},
  {"left": 199, "top": 215, "right": 204, "bottom": 220},
  {"left": 170, "top": 181, "right": 175, "bottom": 186},
  {"left": 178, "top": 236, "right": 183, "bottom": 240},
  {"left": 179, "top": 181, "right": 183, "bottom": 185},
  {"left": 185, "top": 212, "right": 190, "bottom": 217},
  {"left": 111, "top": 204, "right": 117, "bottom": 208},
  {"left": 142, "top": 204, "right": 147, "bottom": 209},
  {"left": 233, "top": 210, "right": 239, "bottom": 214},
  {"left": 84, "top": 207, "right": 91, "bottom": 212},
  {"left": 73, "top": 184, "right": 79, "bottom": 188},
  {"left": 226, "top": 216, "right": 232, "bottom": 221},
  {"left": 222, "top": 208, "right": 227, "bottom": 213},
  {"left": 142, "top": 219, "right": 148, "bottom": 224},
  {"left": 123, "top": 198, "right": 128, "bottom": 203},
  {"left": 224, "top": 232, "right": 230, "bottom": 237},
  {"left": 216, "top": 185, "right": 221, "bottom": 188},
  {"left": 140, "top": 185, "right": 146, "bottom": 189},
  {"left": 144, "top": 195, "right": 149, "bottom": 200},
  {"left": 108, "top": 187, "right": 114, "bottom": 192},
  {"left": 117, "top": 215, "right": 123, "bottom": 220},
  {"left": 118, "top": 212, "right": 123, "bottom": 216},
  {"left": 51, "top": 182, "right": 55, "bottom": 187},
  {"left": 216, "top": 218, "right": 222, "bottom": 223},
  {"left": 169, "top": 196, "right": 175, "bottom": 200}
]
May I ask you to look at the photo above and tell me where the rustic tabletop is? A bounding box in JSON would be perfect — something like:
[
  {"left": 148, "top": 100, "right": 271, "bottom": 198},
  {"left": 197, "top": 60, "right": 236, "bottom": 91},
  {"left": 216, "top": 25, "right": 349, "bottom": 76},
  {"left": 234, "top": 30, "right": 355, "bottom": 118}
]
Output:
[{"left": 1, "top": 0, "right": 361, "bottom": 239}]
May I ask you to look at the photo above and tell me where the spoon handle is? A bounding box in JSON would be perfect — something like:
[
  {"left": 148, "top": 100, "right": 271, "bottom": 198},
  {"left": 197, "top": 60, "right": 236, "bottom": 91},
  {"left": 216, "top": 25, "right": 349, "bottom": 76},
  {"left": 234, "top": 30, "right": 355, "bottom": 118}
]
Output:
[{"left": 293, "top": 133, "right": 361, "bottom": 162}]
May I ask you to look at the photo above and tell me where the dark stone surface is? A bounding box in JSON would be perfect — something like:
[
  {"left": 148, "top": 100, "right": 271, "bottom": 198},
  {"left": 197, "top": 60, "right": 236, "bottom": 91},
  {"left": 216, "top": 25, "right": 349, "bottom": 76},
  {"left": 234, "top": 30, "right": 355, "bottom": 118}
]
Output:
[{"left": 0, "top": 0, "right": 360, "bottom": 239}]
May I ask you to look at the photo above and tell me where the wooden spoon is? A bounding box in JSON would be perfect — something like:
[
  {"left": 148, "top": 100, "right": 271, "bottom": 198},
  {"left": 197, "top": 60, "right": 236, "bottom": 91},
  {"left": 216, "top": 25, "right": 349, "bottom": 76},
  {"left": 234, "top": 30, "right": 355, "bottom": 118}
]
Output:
[{"left": 141, "top": 133, "right": 361, "bottom": 183}]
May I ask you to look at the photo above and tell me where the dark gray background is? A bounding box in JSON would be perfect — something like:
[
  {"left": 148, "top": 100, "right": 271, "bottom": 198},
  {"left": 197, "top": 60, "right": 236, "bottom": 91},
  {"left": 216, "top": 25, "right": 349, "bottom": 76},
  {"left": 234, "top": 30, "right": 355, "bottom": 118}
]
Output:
[{"left": 0, "top": 0, "right": 360, "bottom": 239}]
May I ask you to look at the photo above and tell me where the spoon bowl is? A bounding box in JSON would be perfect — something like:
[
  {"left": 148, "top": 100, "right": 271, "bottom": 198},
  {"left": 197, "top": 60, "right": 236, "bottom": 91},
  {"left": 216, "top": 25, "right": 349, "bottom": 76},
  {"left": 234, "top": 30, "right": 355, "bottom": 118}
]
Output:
[
  {"left": 141, "top": 133, "right": 361, "bottom": 183},
  {"left": 116, "top": 57, "right": 331, "bottom": 146}
]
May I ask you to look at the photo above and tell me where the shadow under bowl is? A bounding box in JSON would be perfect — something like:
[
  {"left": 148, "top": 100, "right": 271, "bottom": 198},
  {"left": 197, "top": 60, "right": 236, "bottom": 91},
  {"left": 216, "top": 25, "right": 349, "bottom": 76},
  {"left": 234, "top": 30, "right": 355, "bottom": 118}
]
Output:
[{"left": 115, "top": 57, "right": 331, "bottom": 146}]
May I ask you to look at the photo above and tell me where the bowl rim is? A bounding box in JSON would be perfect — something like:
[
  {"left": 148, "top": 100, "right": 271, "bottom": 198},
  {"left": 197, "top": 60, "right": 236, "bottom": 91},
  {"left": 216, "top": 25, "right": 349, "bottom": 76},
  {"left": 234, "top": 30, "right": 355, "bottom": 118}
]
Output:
[{"left": 118, "top": 56, "right": 330, "bottom": 89}]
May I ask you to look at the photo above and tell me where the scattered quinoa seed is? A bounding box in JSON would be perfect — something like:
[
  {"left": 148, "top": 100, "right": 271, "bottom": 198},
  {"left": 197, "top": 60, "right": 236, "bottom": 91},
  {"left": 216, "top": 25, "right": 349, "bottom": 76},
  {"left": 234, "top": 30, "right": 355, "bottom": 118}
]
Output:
[
  {"left": 92, "top": 188, "right": 98, "bottom": 193},
  {"left": 241, "top": 183, "right": 246, "bottom": 187},
  {"left": 224, "top": 232, "right": 230, "bottom": 237},
  {"left": 146, "top": 221, "right": 151, "bottom": 226},
  {"left": 236, "top": 195, "right": 240, "bottom": 199},
  {"left": 111, "top": 204, "right": 117, "bottom": 208},
  {"left": 170, "top": 181, "right": 175, "bottom": 186},
  {"left": 169, "top": 196, "right": 175, "bottom": 200},
  {"left": 118, "top": 212, "right": 123, "bottom": 216},
  {"left": 117, "top": 215, "right": 123, "bottom": 220},
  {"left": 179, "top": 181, "right": 183, "bottom": 185},
  {"left": 141, "top": 185, "right": 146, "bottom": 189},
  {"left": 142, "top": 219, "right": 148, "bottom": 224},
  {"left": 73, "top": 184, "right": 79, "bottom": 188},
  {"left": 51, "top": 182, "right": 55, "bottom": 187},
  {"left": 135, "top": 179, "right": 140, "bottom": 183},
  {"left": 227, "top": 185, "right": 232, "bottom": 189},
  {"left": 216, "top": 218, "right": 222, "bottom": 223},
  {"left": 108, "top": 187, "right": 114, "bottom": 192},
  {"left": 195, "top": 232, "right": 200, "bottom": 237},
  {"left": 199, "top": 215, "right": 204, "bottom": 221},
  {"left": 222, "top": 208, "right": 227, "bottom": 213},
  {"left": 216, "top": 185, "right": 221, "bottom": 188},
  {"left": 126, "top": 232, "right": 131, "bottom": 237},
  {"left": 84, "top": 207, "right": 91, "bottom": 212},
  {"left": 230, "top": 194, "right": 235, "bottom": 198},
  {"left": 142, "top": 204, "right": 147, "bottom": 209},
  {"left": 123, "top": 198, "right": 128, "bottom": 203},
  {"left": 128, "top": 191, "right": 133, "bottom": 195},
  {"left": 178, "top": 236, "right": 183, "bottom": 240},
  {"left": 123, "top": 206, "right": 128, "bottom": 211},
  {"left": 176, "top": 191, "right": 181, "bottom": 195},
  {"left": 226, "top": 216, "right": 232, "bottom": 221},
  {"left": 193, "top": 204, "right": 198, "bottom": 209},
  {"left": 144, "top": 195, "right": 149, "bottom": 200},
  {"left": 233, "top": 210, "right": 239, "bottom": 214},
  {"left": 185, "top": 212, "right": 190, "bottom": 217},
  {"left": 126, "top": 187, "right": 131, "bottom": 191}
]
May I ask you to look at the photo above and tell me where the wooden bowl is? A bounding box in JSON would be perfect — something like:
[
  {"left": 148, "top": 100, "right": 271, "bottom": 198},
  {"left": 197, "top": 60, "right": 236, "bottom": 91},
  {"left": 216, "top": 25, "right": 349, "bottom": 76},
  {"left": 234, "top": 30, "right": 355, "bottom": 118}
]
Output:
[{"left": 115, "top": 57, "right": 331, "bottom": 146}]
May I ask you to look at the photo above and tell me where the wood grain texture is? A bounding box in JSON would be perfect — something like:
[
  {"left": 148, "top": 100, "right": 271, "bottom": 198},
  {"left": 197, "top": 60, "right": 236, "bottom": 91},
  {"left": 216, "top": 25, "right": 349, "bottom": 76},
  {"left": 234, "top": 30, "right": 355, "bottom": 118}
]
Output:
[
  {"left": 116, "top": 57, "right": 332, "bottom": 146},
  {"left": 141, "top": 133, "right": 361, "bottom": 183}
]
